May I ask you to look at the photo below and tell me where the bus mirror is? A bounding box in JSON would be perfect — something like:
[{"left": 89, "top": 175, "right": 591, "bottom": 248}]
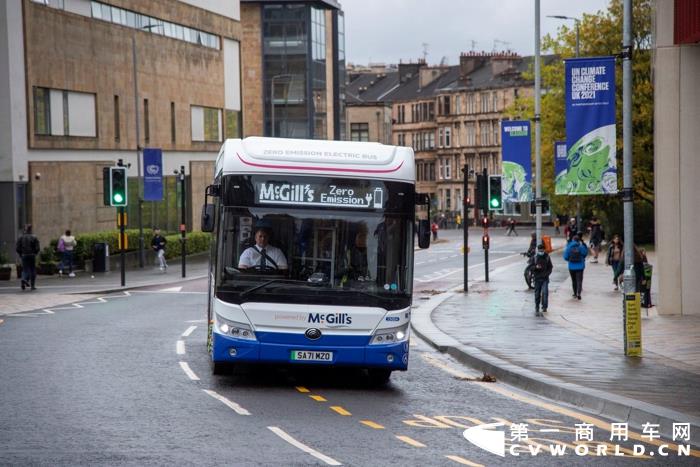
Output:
[
  {"left": 418, "top": 220, "right": 431, "bottom": 249},
  {"left": 201, "top": 204, "right": 215, "bottom": 232}
]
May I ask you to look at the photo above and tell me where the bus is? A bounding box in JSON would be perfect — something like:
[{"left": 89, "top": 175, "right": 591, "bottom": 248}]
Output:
[{"left": 200, "top": 137, "right": 431, "bottom": 383}]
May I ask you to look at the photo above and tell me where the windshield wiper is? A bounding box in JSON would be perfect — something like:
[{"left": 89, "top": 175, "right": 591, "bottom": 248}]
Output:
[{"left": 239, "top": 279, "right": 307, "bottom": 298}]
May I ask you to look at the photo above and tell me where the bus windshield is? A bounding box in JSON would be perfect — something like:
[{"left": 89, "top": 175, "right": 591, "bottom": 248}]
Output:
[{"left": 215, "top": 207, "right": 414, "bottom": 309}]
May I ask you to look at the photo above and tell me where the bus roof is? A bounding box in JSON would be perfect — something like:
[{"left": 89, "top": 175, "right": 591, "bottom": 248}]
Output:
[{"left": 215, "top": 137, "right": 415, "bottom": 183}]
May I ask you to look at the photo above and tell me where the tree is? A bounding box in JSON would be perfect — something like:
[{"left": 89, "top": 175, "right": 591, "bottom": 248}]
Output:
[{"left": 505, "top": 0, "right": 653, "bottom": 240}]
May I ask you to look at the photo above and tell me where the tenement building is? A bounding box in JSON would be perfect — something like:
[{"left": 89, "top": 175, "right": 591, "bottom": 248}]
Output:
[
  {"left": 384, "top": 52, "right": 534, "bottom": 224},
  {"left": 0, "top": 0, "right": 242, "bottom": 248},
  {"left": 240, "top": 0, "right": 346, "bottom": 139}
]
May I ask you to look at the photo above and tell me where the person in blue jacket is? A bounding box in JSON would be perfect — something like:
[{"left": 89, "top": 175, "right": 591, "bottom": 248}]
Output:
[{"left": 563, "top": 233, "right": 588, "bottom": 300}]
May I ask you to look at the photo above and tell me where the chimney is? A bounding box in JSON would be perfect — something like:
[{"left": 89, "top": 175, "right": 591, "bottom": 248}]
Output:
[
  {"left": 398, "top": 59, "right": 425, "bottom": 83},
  {"left": 419, "top": 67, "right": 444, "bottom": 88},
  {"left": 491, "top": 52, "right": 521, "bottom": 76}
]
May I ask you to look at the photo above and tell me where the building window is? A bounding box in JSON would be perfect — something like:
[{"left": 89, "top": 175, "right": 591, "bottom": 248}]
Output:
[
  {"left": 444, "top": 127, "right": 451, "bottom": 148},
  {"left": 170, "top": 102, "right": 176, "bottom": 144},
  {"left": 467, "top": 94, "right": 475, "bottom": 114},
  {"left": 492, "top": 92, "right": 499, "bottom": 112},
  {"left": 445, "top": 189, "right": 452, "bottom": 210},
  {"left": 443, "top": 96, "right": 451, "bottom": 115},
  {"left": 191, "top": 105, "right": 222, "bottom": 142},
  {"left": 466, "top": 122, "right": 475, "bottom": 146},
  {"left": 455, "top": 95, "right": 461, "bottom": 114},
  {"left": 143, "top": 98, "right": 150, "bottom": 143},
  {"left": 90, "top": 1, "right": 220, "bottom": 49},
  {"left": 445, "top": 157, "right": 452, "bottom": 179},
  {"left": 492, "top": 120, "right": 499, "bottom": 146},
  {"left": 350, "top": 123, "right": 369, "bottom": 141},
  {"left": 225, "top": 110, "right": 241, "bottom": 139},
  {"left": 33, "top": 87, "right": 96, "bottom": 137},
  {"left": 114, "top": 95, "right": 120, "bottom": 142},
  {"left": 480, "top": 92, "right": 490, "bottom": 113}
]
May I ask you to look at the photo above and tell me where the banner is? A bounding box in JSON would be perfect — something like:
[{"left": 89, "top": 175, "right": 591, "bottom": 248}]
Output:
[
  {"left": 143, "top": 148, "right": 163, "bottom": 201},
  {"left": 560, "top": 56, "right": 617, "bottom": 195},
  {"left": 500, "top": 120, "right": 532, "bottom": 202},
  {"left": 554, "top": 141, "right": 568, "bottom": 195}
]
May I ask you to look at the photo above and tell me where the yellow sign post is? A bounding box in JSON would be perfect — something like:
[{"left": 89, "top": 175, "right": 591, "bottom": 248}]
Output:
[{"left": 624, "top": 293, "right": 642, "bottom": 357}]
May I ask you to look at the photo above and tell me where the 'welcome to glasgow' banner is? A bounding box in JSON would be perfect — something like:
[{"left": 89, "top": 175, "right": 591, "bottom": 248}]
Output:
[
  {"left": 500, "top": 120, "right": 532, "bottom": 202},
  {"left": 143, "top": 148, "right": 163, "bottom": 201},
  {"left": 559, "top": 56, "right": 617, "bottom": 195}
]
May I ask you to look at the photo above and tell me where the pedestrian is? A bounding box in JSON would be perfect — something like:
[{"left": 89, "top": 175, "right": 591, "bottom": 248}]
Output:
[
  {"left": 532, "top": 243, "right": 553, "bottom": 316},
  {"left": 57, "top": 229, "right": 77, "bottom": 277},
  {"left": 151, "top": 228, "right": 168, "bottom": 271},
  {"left": 564, "top": 218, "right": 578, "bottom": 242},
  {"left": 431, "top": 221, "right": 439, "bottom": 241},
  {"left": 553, "top": 217, "right": 561, "bottom": 235},
  {"left": 563, "top": 233, "right": 588, "bottom": 300},
  {"left": 455, "top": 213, "right": 462, "bottom": 229},
  {"left": 506, "top": 218, "right": 518, "bottom": 236},
  {"left": 606, "top": 234, "right": 623, "bottom": 290},
  {"left": 588, "top": 217, "right": 604, "bottom": 263},
  {"left": 15, "top": 224, "right": 40, "bottom": 291},
  {"left": 633, "top": 245, "right": 647, "bottom": 296}
]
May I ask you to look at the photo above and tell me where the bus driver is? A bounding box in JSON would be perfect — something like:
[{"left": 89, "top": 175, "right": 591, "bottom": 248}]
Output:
[{"left": 238, "top": 226, "right": 288, "bottom": 271}]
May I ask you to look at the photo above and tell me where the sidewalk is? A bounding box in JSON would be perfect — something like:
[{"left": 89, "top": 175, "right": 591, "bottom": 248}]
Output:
[
  {"left": 0, "top": 254, "right": 210, "bottom": 316},
  {"left": 412, "top": 244, "right": 700, "bottom": 437}
]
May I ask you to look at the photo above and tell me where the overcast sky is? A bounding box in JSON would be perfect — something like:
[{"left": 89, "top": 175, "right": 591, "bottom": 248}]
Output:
[{"left": 342, "top": 0, "right": 611, "bottom": 66}]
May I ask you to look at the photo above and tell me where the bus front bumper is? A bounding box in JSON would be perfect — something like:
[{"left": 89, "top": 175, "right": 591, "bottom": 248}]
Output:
[{"left": 211, "top": 331, "right": 409, "bottom": 370}]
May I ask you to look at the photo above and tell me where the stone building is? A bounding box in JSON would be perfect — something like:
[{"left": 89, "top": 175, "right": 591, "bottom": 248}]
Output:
[
  {"left": 0, "top": 0, "right": 242, "bottom": 250},
  {"left": 345, "top": 67, "right": 399, "bottom": 144},
  {"left": 384, "top": 53, "right": 534, "bottom": 224},
  {"left": 240, "top": 0, "right": 346, "bottom": 140}
]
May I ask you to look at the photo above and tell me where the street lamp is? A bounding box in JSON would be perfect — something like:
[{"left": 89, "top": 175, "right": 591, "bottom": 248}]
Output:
[
  {"left": 131, "top": 25, "right": 157, "bottom": 268},
  {"left": 270, "top": 74, "right": 292, "bottom": 137},
  {"left": 547, "top": 14, "right": 581, "bottom": 232}
]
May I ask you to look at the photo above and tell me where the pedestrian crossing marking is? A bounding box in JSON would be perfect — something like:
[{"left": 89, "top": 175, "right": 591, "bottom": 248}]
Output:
[{"left": 396, "top": 435, "right": 426, "bottom": 447}]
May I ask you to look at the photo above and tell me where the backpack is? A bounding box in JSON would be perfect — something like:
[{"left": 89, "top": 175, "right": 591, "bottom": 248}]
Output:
[
  {"left": 569, "top": 244, "right": 582, "bottom": 262},
  {"left": 57, "top": 237, "right": 65, "bottom": 252}
]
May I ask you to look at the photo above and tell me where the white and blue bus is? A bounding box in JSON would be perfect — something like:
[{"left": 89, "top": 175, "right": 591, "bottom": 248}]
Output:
[{"left": 201, "top": 137, "right": 430, "bottom": 383}]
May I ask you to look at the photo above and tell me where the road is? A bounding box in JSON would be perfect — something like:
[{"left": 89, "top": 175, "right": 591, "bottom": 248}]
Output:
[{"left": 1, "top": 230, "right": 695, "bottom": 465}]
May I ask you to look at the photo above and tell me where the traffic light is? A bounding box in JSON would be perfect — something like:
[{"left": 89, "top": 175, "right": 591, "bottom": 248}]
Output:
[
  {"left": 109, "top": 167, "right": 128, "bottom": 207},
  {"left": 476, "top": 174, "right": 488, "bottom": 211},
  {"left": 488, "top": 175, "right": 503, "bottom": 211},
  {"left": 481, "top": 216, "right": 489, "bottom": 229},
  {"left": 482, "top": 234, "right": 490, "bottom": 249}
]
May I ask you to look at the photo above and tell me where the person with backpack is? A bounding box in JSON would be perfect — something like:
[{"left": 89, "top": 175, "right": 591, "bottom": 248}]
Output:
[
  {"left": 151, "top": 228, "right": 168, "bottom": 272},
  {"left": 58, "top": 229, "right": 77, "bottom": 277},
  {"left": 532, "top": 243, "right": 553, "bottom": 316},
  {"left": 563, "top": 234, "right": 588, "bottom": 300},
  {"left": 15, "top": 224, "right": 40, "bottom": 290}
]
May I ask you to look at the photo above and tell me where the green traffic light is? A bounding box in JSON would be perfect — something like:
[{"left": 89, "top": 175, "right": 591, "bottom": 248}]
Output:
[
  {"left": 490, "top": 198, "right": 500, "bottom": 208},
  {"left": 113, "top": 193, "right": 124, "bottom": 203}
]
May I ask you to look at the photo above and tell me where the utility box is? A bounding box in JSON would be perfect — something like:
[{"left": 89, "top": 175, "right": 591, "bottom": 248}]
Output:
[{"left": 93, "top": 243, "right": 110, "bottom": 273}]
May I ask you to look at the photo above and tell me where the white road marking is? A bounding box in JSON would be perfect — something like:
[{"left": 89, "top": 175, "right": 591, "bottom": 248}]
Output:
[
  {"left": 414, "top": 253, "right": 522, "bottom": 283},
  {"left": 178, "top": 361, "right": 200, "bottom": 381},
  {"left": 159, "top": 286, "right": 183, "bottom": 292},
  {"left": 267, "top": 426, "right": 342, "bottom": 466},
  {"left": 182, "top": 326, "right": 197, "bottom": 337},
  {"left": 203, "top": 389, "right": 251, "bottom": 416},
  {"left": 176, "top": 340, "right": 185, "bottom": 355},
  {"left": 186, "top": 319, "right": 207, "bottom": 323}
]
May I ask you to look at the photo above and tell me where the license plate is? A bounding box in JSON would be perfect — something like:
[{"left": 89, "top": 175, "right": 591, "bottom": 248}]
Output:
[{"left": 290, "top": 350, "right": 333, "bottom": 362}]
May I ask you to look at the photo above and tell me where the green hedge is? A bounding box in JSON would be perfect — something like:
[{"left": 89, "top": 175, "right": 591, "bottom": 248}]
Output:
[{"left": 48, "top": 230, "right": 211, "bottom": 263}]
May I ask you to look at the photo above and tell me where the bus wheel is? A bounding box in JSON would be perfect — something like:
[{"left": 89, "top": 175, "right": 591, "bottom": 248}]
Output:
[{"left": 367, "top": 369, "right": 392, "bottom": 386}]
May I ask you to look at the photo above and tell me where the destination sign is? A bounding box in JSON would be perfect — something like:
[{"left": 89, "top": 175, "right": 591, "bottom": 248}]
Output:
[{"left": 255, "top": 181, "right": 385, "bottom": 209}]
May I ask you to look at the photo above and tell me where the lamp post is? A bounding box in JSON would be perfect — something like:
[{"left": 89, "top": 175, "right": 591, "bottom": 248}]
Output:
[
  {"left": 270, "top": 74, "right": 292, "bottom": 137},
  {"left": 548, "top": 14, "right": 581, "bottom": 232},
  {"left": 131, "top": 26, "right": 157, "bottom": 268}
]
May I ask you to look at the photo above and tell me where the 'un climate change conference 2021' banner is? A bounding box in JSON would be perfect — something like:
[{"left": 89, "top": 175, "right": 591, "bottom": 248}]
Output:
[
  {"left": 558, "top": 56, "right": 617, "bottom": 195},
  {"left": 501, "top": 120, "right": 532, "bottom": 202}
]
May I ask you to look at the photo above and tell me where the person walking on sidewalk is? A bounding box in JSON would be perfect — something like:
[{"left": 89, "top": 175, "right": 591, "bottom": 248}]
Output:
[
  {"left": 588, "top": 217, "right": 604, "bottom": 263},
  {"left": 431, "top": 221, "right": 439, "bottom": 241},
  {"left": 563, "top": 234, "right": 588, "bottom": 300},
  {"left": 151, "top": 228, "right": 168, "bottom": 272},
  {"left": 57, "top": 229, "right": 77, "bottom": 277},
  {"left": 506, "top": 218, "right": 518, "bottom": 236},
  {"left": 16, "top": 224, "right": 40, "bottom": 290},
  {"left": 606, "top": 234, "right": 623, "bottom": 290},
  {"left": 533, "top": 243, "right": 553, "bottom": 316},
  {"left": 553, "top": 217, "right": 561, "bottom": 235}
]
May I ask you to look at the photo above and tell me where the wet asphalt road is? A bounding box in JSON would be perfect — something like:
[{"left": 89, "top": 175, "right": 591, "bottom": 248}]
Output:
[{"left": 1, "top": 232, "right": 697, "bottom": 466}]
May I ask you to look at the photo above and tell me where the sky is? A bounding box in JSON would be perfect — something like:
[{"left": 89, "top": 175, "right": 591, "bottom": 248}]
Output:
[{"left": 341, "top": 0, "right": 611, "bottom": 66}]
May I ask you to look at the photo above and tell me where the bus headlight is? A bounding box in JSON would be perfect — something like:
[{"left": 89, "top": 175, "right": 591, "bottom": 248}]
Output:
[
  {"left": 215, "top": 314, "right": 257, "bottom": 341},
  {"left": 369, "top": 323, "right": 410, "bottom": 345}
]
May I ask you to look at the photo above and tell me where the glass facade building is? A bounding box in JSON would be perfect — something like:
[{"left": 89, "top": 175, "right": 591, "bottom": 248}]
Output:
[{"left": 258, "top": 1, "right": 344, "bottom": 139}]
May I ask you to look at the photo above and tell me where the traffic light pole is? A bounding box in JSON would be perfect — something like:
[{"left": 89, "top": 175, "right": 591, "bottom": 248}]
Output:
[
  {"left": 462, "top": 164, "right": 469, "bottom": 293},
  {"left": 119, "top": 206, "right": 126, "bottom": 287},
  {"left": 178, "top": 166, "right": 186, "bottom": 278},
  {"left": 482, "top": 168, "right": 489, "bottom": 282}
]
